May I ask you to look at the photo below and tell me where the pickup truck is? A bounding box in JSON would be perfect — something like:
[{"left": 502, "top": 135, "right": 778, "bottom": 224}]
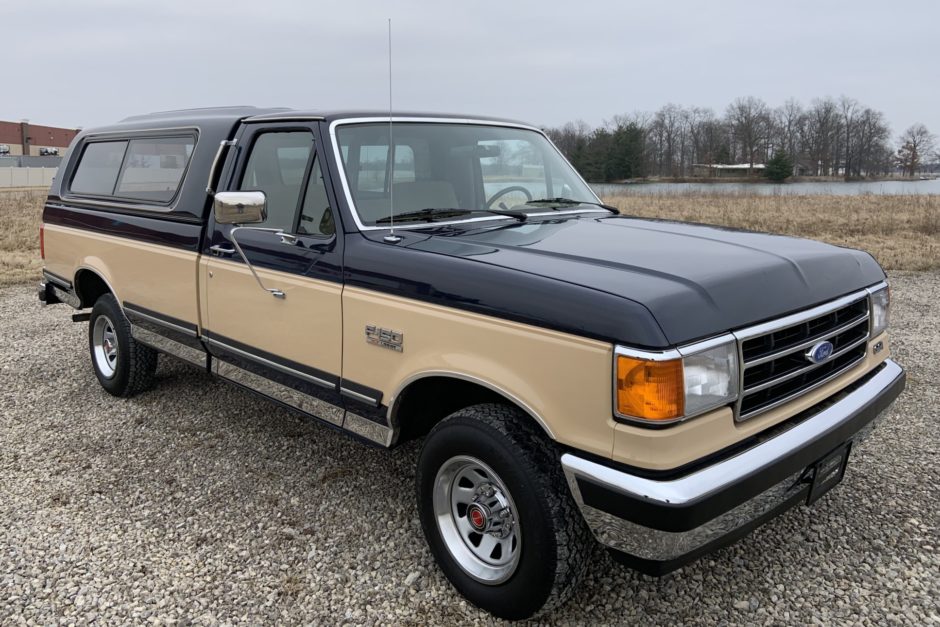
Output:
[{"left": 39, "top": 106, "right": 905, "bottom": 619}]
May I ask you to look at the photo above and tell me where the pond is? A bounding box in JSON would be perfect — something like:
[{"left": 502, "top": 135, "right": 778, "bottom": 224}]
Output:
[{"left": 592, "top": 178, "right": 940, "bottom": 197}]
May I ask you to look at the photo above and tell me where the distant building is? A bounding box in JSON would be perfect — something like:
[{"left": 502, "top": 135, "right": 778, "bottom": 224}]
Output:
[
  {"left": 0, "top": 120, "right": 79, "bottom": 157},
  {"left": 692, "top": 163, "right": 766, "bottom": 178}
]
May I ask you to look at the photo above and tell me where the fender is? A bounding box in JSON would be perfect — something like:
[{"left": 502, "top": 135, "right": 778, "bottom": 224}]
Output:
[{"left": 388, "top": 369, "right": 556, "bottom": 441}]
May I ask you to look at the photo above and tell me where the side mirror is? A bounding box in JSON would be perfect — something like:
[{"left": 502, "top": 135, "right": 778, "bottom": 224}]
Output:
[{"left": 214, "top": 191, "right": 267, "bottom": 225}]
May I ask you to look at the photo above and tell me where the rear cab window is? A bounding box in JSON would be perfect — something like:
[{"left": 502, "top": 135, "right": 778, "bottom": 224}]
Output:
[
  {"left": 69, "top": 141, "right": 128, "bottom": 196},
  {"left": 68, "top": 134, "right": 196, "bottom": 206}
]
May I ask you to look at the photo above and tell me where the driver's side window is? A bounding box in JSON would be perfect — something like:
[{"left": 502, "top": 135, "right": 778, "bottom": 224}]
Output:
[{"left": 238, "top": 131, "right": 313, "bottom": 232}]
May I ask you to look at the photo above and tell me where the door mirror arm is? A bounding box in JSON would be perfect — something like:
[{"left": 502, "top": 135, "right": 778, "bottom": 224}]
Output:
[{"left": 227, "top": 226, "right": 289, "bottom": 299}]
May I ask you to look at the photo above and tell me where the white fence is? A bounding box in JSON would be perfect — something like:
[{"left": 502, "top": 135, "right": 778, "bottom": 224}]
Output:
[{"left": 0, "top": 167, "right": 57, "bottom": 189}]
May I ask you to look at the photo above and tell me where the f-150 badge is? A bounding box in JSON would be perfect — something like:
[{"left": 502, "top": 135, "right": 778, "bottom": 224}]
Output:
[{"left": 366, "top": 325, "right": 403, "bottom": 352}]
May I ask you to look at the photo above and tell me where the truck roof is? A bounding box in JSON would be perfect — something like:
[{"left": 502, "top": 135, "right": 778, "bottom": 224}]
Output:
[{"left": 105, "top": 106, "right": 533, "bottom": 131}]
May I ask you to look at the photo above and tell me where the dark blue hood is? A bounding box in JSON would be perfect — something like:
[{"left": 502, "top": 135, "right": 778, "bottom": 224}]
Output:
[
  {"left": 402, "top": 217, "right": 884, "bottom": 343},
  {"left": 396, "top": 215, "right": 884, "bottom": 345}
]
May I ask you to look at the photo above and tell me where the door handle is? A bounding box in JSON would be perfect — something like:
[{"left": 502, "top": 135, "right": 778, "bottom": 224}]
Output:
[
  {"left": 277, "top": 231, "right": 299, "bottom": 246},
  {"left": 209, "top": 244, "right": 235, "bottom": 256}
]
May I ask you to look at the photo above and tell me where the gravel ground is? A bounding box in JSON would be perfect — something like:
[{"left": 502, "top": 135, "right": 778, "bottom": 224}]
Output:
[{"left": 1, "top": 272, "right": 938, "bottom": 625}]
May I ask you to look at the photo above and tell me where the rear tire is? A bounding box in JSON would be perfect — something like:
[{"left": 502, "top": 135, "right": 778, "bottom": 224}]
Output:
[
  {"left": 88, "top": 294, "right": 157, "bottom": 397},
  {"left": 416, "top": 403, "right": 591, "bottom": 620}
]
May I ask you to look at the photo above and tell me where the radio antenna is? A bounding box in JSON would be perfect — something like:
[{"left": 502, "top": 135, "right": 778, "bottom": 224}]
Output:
[{"left": 383, "top": 18, "right": 402, "bottom": 244}]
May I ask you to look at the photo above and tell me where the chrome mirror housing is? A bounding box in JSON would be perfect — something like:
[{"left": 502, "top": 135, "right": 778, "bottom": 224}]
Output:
[{"left": 214, "top": 191, "right": 267, "bottom": 225}]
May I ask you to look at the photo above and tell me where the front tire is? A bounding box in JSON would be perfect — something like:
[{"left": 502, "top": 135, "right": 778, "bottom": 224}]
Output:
[
  {"left": 88, "top": 294, "right": 157, "bottom": 397},
  {"left": 416, "top": 404, "right": 591, "bottom": 620}
]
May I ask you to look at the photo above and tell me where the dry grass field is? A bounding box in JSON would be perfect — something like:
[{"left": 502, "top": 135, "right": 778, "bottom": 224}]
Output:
[
  {"left": 0, "top": 190, "right": 44, "bottom": 287},
  {"left": 603, "top": 193, "right": 940, "bottom": 272},
  {"left": 1, "top": 189, "right": 937, "bottom": 286}
]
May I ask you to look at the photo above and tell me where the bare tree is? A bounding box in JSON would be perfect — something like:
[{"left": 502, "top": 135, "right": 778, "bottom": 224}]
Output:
[
  {"left": 726, "top": 96, "right": 771, "bottom": 171},
  {"left": 544, "top": 94, "right": 901, "bottom": 183},
  {"left": 774, "top": 99, "right": 805, "bottom": 164},
  {"left": 804, "top": 98, "right": 841, "bottom": 176},
  {"left": 896, "top": 123, "right": 936, "bottom": 177},
  {"left": 647, "top": 104, "right": 687, "bottom": 177},
  {"left": 853, "top": 108, "right": 892, "bottom": 176},
  {"left": 839, "top": 96, "right": 859, "bottom": 178}
]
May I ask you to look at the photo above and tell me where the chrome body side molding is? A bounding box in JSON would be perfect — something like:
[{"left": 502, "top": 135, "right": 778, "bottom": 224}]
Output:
[
  {"left": 213, "top": 359, "right": 393, "bottom": 446},
  {"left": 213, "top": 359, "right": 345, "bottom": 426},
  {"left": 344, "top": 412, "right": 395, "bottom": 447},
  {"left": 131, "top": 324, "right": 207, "bottom": 368}
]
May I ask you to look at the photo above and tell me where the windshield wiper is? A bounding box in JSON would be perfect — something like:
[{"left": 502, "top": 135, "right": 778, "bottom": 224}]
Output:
[
  {"left": 523, "top": 198, "right": 619, "bottom": 215},
  {"left": 374, "top": 207, "right": 527, "bottom": 224},
  {"left": 375, "top": 208, "right": 469, "bottom": 223}
]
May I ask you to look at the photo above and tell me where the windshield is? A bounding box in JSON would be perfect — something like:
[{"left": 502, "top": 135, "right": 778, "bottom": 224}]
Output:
[{"left": 334, "top": 122, "right": 598, "bottom": 226}]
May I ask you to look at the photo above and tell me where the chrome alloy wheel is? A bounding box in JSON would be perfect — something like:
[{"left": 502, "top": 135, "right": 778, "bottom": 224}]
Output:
[
  {"left": 92, "top": 315, "right": 119, "bottom": 378},
  {"left": 432, "top": 455, "right": 522, "bottom": 584}
]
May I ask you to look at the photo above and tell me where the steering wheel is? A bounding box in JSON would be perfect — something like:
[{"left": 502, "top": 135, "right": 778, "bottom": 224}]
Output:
[{"left": 485, "top": 186, "right": 533, "bottom": 211}]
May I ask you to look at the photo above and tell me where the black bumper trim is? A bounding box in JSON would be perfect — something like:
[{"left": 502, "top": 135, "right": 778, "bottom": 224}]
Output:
[{"left": 203, "top": 331, "right": 340, "bottom": 390}]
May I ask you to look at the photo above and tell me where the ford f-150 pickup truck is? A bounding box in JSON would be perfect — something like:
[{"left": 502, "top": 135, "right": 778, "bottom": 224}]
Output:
[{"left": 38, "top": 106, "right": 905, "bottom": 619}]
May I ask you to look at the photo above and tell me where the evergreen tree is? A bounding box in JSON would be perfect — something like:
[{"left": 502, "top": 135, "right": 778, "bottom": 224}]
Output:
[
  {"left": 764, "top": 152, "right": 794, "bottom": 182},
  {"left": 714, "top": 144, "right": 732, "bottom": 165},
  {"left": 608, "top": 123, "right": 646, "bottom": 180}
]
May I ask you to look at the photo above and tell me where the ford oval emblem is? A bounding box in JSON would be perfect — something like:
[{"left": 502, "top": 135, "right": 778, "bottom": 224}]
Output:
[{"left": 805, "top": 341, "right": 834, "bottom": 364}]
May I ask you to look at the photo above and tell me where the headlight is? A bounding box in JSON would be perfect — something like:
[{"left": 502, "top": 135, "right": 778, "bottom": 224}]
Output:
[
  {"left": 615, "top": 337, "right": 738, "bottom": 424},
  {"left": 869, "top": 284, "right": 890, "bottom": 337}
]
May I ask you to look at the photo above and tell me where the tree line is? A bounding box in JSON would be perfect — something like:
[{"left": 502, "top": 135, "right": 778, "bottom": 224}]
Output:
[{"left": 544, "top": 96, "right": 938, "bottom": 182}]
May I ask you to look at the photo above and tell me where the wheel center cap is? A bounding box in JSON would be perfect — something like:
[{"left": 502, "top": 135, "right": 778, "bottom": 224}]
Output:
[{"left": 467, "top": 504, "right": 488, "bottom": 531}]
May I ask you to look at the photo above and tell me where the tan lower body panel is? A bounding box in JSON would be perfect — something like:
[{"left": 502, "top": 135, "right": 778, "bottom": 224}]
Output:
[
  {"left": 202, "top": 257, "right": 342, "bottom": 383},
  {"left": 611, "top": 334, "right": 891, "bottom": 470},
  {"left": 341, "top": 286, "right": 616, "bottom": 458},
  {"left": 43, "top": 224, "right": 200, "bottom": 327}
]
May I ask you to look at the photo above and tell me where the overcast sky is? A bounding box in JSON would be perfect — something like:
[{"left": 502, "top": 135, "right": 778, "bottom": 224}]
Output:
[{"left": 3, "top": 0, "right": 937, "bottom": 139}]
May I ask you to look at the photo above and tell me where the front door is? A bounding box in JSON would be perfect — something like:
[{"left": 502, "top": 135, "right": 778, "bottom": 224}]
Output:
[{"left": 202, "top": 123, "right": 345, "bottom": 425}]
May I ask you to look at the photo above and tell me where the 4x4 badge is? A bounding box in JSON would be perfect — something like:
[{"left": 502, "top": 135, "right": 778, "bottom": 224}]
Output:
[{"left": 365, "top": 325, "right": 403, "bottom": 352}]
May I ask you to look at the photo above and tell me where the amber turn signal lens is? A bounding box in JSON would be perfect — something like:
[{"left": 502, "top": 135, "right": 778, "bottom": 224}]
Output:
[{"left": 616, "top": 355, "right": 684, "bottom": 421}]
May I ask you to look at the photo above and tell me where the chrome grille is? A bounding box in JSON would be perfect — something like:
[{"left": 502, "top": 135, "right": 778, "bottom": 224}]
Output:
[{"left": 735, "top": 294, "right": 870, "bottom": 421}]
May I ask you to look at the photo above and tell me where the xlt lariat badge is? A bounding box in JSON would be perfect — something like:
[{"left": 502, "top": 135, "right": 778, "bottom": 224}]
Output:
[{"left": 366, "top": 325, "right": 403, "bottom": 352}]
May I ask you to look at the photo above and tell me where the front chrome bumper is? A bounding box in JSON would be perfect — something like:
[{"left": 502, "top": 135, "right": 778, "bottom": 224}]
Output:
[{"left": 562, "top": 359, "right": 905, "bottom": 575}]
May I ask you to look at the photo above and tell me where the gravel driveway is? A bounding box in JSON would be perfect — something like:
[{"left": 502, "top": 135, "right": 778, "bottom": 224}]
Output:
[{"left": 2, "top": 273, "right": 938, "bottom": 625}]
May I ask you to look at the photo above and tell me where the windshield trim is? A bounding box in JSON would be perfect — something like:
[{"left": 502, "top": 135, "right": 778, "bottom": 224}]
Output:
[{"left": 328, "top": 117, "right": 603, "bottom": 232}]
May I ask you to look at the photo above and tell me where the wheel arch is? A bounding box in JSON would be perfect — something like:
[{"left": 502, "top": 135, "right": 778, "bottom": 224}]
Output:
[
  {"left": 389, "top": 371, "right": 556, "bottom": 445},
  {"left": 73, "top": 265, "right": 121, "bottom": 309}
]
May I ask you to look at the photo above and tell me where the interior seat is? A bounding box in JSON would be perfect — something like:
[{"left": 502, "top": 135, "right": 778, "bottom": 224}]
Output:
[
  {"left": 392, "top": 181, "right": 459, "bottom": 212},
  {"left": 355, "top": 180, "right": 460, "bottom": 223}
]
